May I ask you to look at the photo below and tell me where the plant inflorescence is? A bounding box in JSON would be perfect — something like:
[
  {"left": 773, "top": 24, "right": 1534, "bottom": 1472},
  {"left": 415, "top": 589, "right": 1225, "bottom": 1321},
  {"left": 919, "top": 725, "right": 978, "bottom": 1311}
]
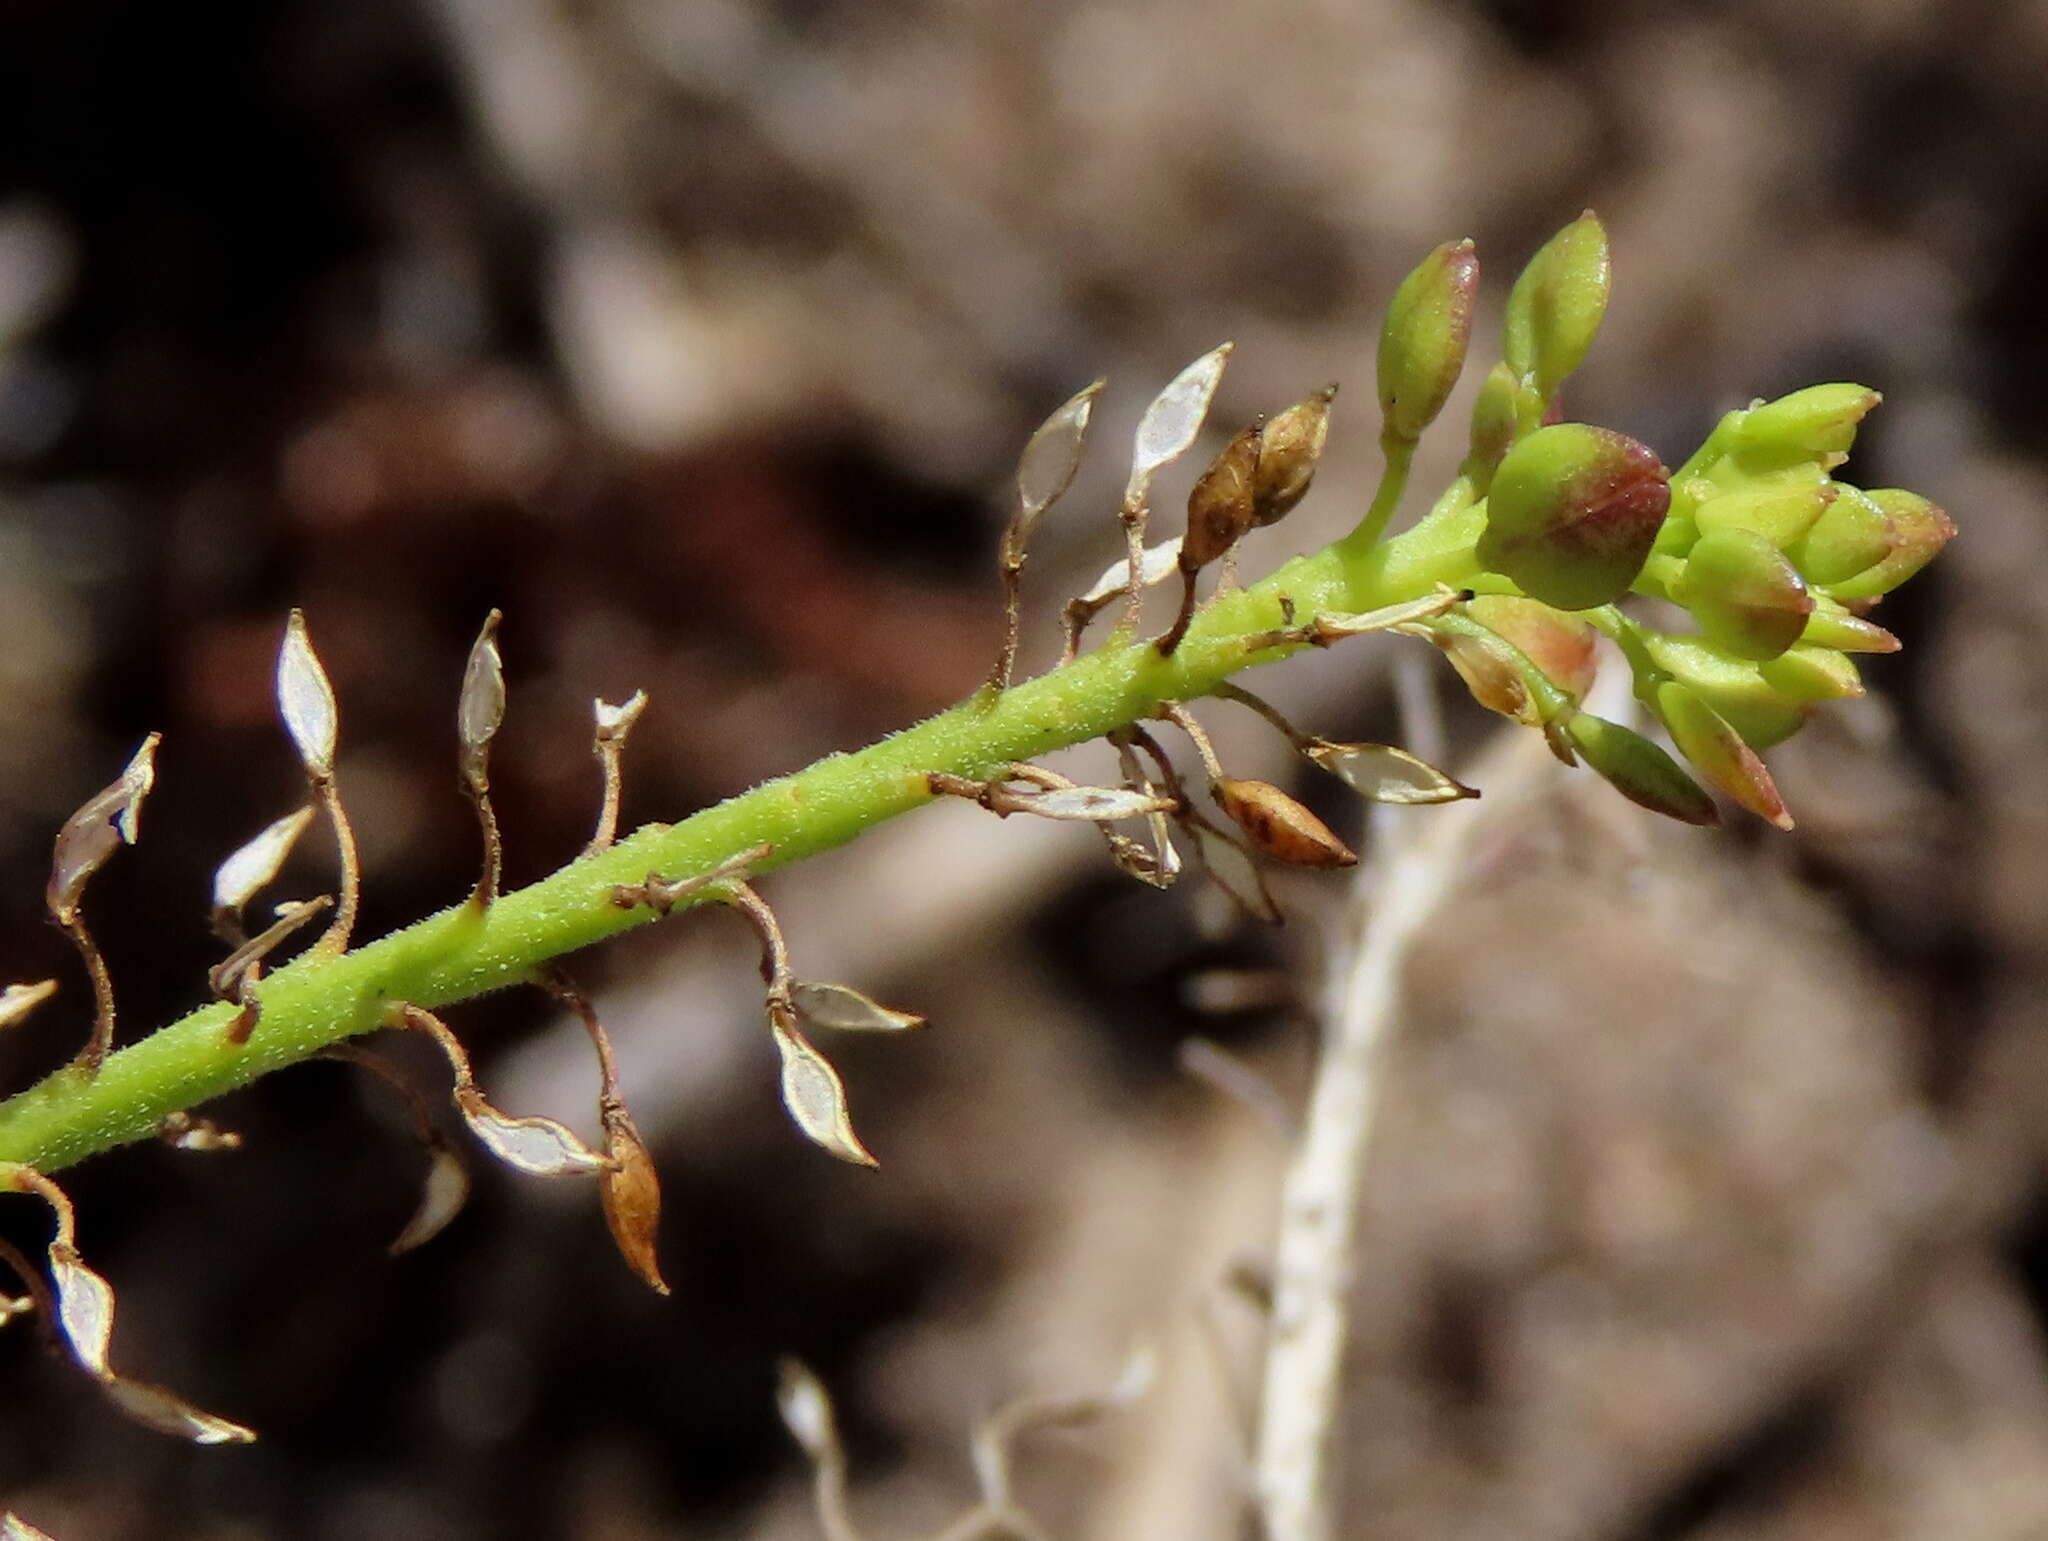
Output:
[{"left": 0, "top": 214, "right": 1951, "bottom": 1535}]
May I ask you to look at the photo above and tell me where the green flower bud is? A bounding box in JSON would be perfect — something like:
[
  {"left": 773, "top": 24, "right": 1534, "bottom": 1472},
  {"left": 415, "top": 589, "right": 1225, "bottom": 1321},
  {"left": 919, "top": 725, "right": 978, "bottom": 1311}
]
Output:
[
  {"left": 1641, "top": 632, "right": 1807, "bottom": 748},
  {"left": 1674, "top": 526, "right": 1814, "bottom": 662},
  {"left": 1692, "top": 482, "right": 1835, "bottom": 551},
  {"left": 1729, "top": 384, "right": 1880, "bottom": 466},
  {"left": 1654, "top": 681, "right": 1793, "bottom": 830},
  {"left": 1822, "top": 489, "right": 1955, "bottom": 601},
  {"left": 1182, "top": 424, "right": 1262, "bottom": 570},
  {"left": 1798, "top": 601, "right": 1900, "bottom": 654},
  {"left": 1791, "top": 484, "right": 1894, "bottom": 586},
  {"left": 1758, "top": 644, "right": 1863, "bottom": 704},
  {"left": 1378, "top": 239, "right": 1478, "bottom": 443},
  {"left": 1464, "top": 594, "right": 1598, "bottom": 702},
  {"left": 1476, "top": 423, "right": 1670, "bottom": 610},
  {"left": 1502, "top": 211, "right": 1610, "bottom": 401},
  {"left": 1252, "top": 386, "right": 1336, "bottom": 527},
  {"left": 1564, "top": 713, "right": 1720, "bottom": 827},
  {"left": 1466, "top": 361, "right": 1521, "bottom": 481}
]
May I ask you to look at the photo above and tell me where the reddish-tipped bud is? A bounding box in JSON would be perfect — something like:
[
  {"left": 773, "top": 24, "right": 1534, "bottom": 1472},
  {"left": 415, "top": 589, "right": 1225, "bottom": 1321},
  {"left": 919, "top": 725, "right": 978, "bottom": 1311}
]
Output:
[
  {"left": 1503, "top": 212, "right": 1611, "bottom": 400},
  {"left": 1182, "top": 424, "right": 1262, "bottom": 569},
  {"left": 1758, "top": 644, "right": 1864, "bottom": 704},
  {"left": 1378, "top": 239, "right": 1478, "bottom": 443},
  {"left": 1642, "top": 632, "right": 1808, "bottom": 748},
  {"left": 1675, "top": 527, "right": 1814, "bottom": 662},
  {"left": 1799, "top": 603, "right": 1901, "bottom": 654},
  {"left": 1823, "top": 489, "right": 1955, "bottom": 600},
  {"left": 1477, "top": 423, "right": 1670, "bottom": 610},
  {"left": 1654, "top": 682, "right": 1793, "bottom": 829},
  {"left": 1564, "top": 714, "right": 1720, "bottom": 827},
  {"left": 1212, "top": 779, "right": 1358, "bottom": 869},
  {"left": 1693, "top": 482, "right": 1836, "bottom": 552},
  {"left": 1464, "top": 594, "right": 1599, "bottom": 701},
  {"left": 1252, "top": 385, "right": 1335, "bottom": 526},
  {"left": 1731, "top": 383, "right": 1880, "bottom": 465}
]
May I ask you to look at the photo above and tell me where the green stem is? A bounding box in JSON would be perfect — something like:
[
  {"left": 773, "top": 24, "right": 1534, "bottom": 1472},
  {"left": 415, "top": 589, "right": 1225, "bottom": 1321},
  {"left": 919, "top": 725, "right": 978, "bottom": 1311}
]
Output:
[
  {"left": 0, "top": 519, "right": 1465, "bottom": 1174},
  {"left": 1348, "top": 434, "right": 1416, "bottom": 552}
]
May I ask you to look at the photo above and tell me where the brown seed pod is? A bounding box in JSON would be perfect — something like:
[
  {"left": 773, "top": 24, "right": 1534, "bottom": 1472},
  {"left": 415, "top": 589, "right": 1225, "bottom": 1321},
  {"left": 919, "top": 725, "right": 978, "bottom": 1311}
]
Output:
[
  {"left": 1182, "top": 423, "right": 1262, "bottom": 570},
  {"left": 1252, "top": 385, "right": 1335, "bottom": 526},
  {"left": 1211, "top": 779, "right": 1358, "bottom": 869}
]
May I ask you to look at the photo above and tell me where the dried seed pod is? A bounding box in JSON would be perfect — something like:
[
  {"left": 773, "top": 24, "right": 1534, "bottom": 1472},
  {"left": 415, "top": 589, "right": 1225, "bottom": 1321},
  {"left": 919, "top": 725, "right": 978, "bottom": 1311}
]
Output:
[
  {"left": 0, "top": 979, "right": 57, "bottom": 1032},
  {"left": 210, "top": 806, "right": 315, "bottom": 939},
  {"left": 1181, "top": 812, "right": 1283, "bottom": 925},
  {"left": 277, "top": 610, "right": 337, "bottom": 779},
  {"left": 1183, "top": 424, "right": 1262, "bottom": 571},
  {"left": 1379, "top": 238, "right": 1477, "bottom": 443},
  {"left": 1303, "top": 740, "right": 1476, "bottom": 805},
  {"left": 398, "top": 1005, "right": 611, "bottom": 1176},
  {"left": 1564, "top": 714, "right": 1720, "bottom": 827},
  {"left": 791, "top": 980, "right": 927, "bottom": 1033},
  {"left": 1129, "top": 343, "right": 1233, "bottom": 494},
  {"left": 1252, "top": 385, "right": 1336, "bottom": 525},
  {"left": 458, "top": 610, "right": 506, "bottom": 780},
  {"left": 1007, "top": 784, "right": 1178, "bottom": 822},
  {"left": 769, "top": 1003, "right": 878, "bottom": 1167},
  {"left": 598, "top": 1105, "right": 667, "bottom": 1294},
  {"left": 1211, "top": 779, "right": 1357, "bottom": 869},
  {"left": 1011, "top": 378, "right": 1105, "bottom": 558},
  {"left": 390, "top": 1138, "right": 469, "bottom": 1256},
  {"left": 47, "top": 733, "right": 160, "bottom": 924},
  {"left": 1410, "top": 623, "right": 1537, "bottom": 725}
]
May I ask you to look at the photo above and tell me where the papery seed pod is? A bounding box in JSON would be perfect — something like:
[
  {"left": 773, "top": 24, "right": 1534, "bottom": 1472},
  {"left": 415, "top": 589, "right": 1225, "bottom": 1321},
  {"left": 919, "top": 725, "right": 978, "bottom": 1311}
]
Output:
[
  {"left": 1303, "top": 740, "right": 1476, "bottom": 805},
  {"left": 1564, "top": 713, "right": 1720, "bottom": 827},
  {"left": 1641, "top": 632, "right": 1809, "bottom": 749},
  {"left": 1379, "top": 240, "right": 1478, "bottom": 443},
  {"left": 1077, "top": 537, "right": 1183, "bottom": 608},
  {"left": 390, "top": 1138, "right": 469, "bottom": 1256},
  {"left": 1014, "top": 379, "right": 1105, "bottom": 542},
  {"left": 211, "top": 807, "right": 315, "bottom": 933},
  {"left": 1693, "top": 482, "right": 1836, "bottom": 552},
  {"left": 1476, "top": 423, "right": 1670, "bottom": 610},
  {"left": 1466, "top": 361, "right": 1520, "bottom": 479},
  {"left": 1180, "top": 813, "right": 1283, "bottom": 925},
  {"left": 1758, "top": 644, "right": 1864, "bottom": 703},
  {"left": 1211, "top": 779, "right": 1357, "bottom": 869},
  {"left": 1502, "top": 211, "right": 1611, "bottom": 401},
  {"left": 1463, "top": 594, "right": 1599, "bottom": 701},
  {"left": 1182, "top": 424, "right": 1262, "bottom": 569},
  {"left": 776, "top": 1357, "right": 839, "bottom": 1458},
  {"left": 1252, "top": 385, "right": 1336, "bottom": 526},
  {"left": 1731, "top": 383, "right": 1880, "bottom": 465},
  {"left": 458, "top": 610, "right": 506, "bottom": 776},
  {"left": 2, "top": 1512, "right": 59, "bottom": 1539},
  {"left": 453, "top": 1086, "right": 610, "bottom": 1176},
  {"left": 47, "top": 733, "right": 160, "bottom": 923},
  {"left": 1799, "top": 602, "right": 1901, "bottom": 654},
  {"left": 1792, "top": 484, "right": 1895, "bottom": 586},
  {"left": 277, "top": 611, "right": 338, "bottom": 779},
  {"left": 1004, "top": 784, "right": 1178, "bottom": 822},
  {"left": 1129, "top": 344, "right": 1233, "bottom": 491},
  {"left": 598, "top": 1107, "right": 667, "bottom": 1294},
  {"left": 1675, "top": 526, "right": 1815, "bottom": 662},
  {"left": 1823, "top": 489, "right": 1955, "bottom": 601},
  {"left": 769, "top": 1005, "right": 878, "bottom": 1167},
  {"left": 0, "top": 979, "right": 57, "bottom": 1032},
  {"left": 1655, "top": 681, "right": 1792, "bottom": 829},
  {"left": 791, "top": 980, "right": 927, "bottom": 1033}
]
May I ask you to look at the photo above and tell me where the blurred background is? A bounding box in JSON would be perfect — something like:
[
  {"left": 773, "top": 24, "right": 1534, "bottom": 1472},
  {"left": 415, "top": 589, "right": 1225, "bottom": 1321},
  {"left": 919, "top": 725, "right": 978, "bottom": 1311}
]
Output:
[{"left": 0, "top": 0, "right": 2042, "bottom": 1536}]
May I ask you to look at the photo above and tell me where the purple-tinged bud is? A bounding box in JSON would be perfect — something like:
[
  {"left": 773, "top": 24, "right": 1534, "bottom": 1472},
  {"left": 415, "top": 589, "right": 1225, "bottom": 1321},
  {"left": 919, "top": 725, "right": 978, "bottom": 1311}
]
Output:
[
  {"left": 1466, "top": 361, "right": 1520, "bottom": 479},
  {"left": 1564, "top": 713, "right": 1720, "bottom": 827},
  {"left": 1212, "top": 779, "right": 1358, "bottom": 869},
  {"left": 1502, "top": 211, "right": 1611, "bottom": 401},
  {"left": 1379, "top": 239, "right": 1478, "bottom": 443},
  {"left": 1674, "top": 527, "right": 1814, "bottom": 662},
  {"left": 1693, "top": 482, "right": 1835, "bottom": 552},
  {"left": 1465, "top": 594, "right": 1599, "bottom": 702},
  {"left": 1182, "top": 424, "right": 1262, "bottom": 570},
  {"left": 1791, "top": 484, "right": 1894, "bottom": 586},
  {"left": 1799, "top": 603, "right": 1901, "bottom": 654},
  {"left": 1253, "top": 385, "right": 1336, "bottom": 527},
  {"left": 1477, "top": 423, "right": 1670, "bottom": 610},
  {"left": 1758, "top": 644, "right": 1864, "bottom": 704},
  {"left": 1822, "top": 489, "right": 1955, "bottom": 601},
  {"left": 1730, "top": 384, "right": 1880, "bottom": 465},
  {"left": 1642, "top": 632, "right": 1808, "bottom": 748},
  {"left": 1654, "top": 681, "right": 1793, "bottom": 830}
]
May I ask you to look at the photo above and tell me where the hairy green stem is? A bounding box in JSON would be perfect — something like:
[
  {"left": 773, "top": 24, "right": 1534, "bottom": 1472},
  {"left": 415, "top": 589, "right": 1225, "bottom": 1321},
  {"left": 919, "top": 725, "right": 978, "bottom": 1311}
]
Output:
[{"left": 0, "top": 518, "right": 1473, "bottom": 1174}]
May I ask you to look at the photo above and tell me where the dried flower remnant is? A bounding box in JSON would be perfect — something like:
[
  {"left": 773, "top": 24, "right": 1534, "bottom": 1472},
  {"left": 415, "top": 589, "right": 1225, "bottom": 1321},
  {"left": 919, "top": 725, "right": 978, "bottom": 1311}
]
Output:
[
  {"left": 156, "top": 1112, "right": 242, "bottom": 1152},
  {"left": 458, "top": 609, "right": 507, "bottom": 905},
  {"left": 395, "top": 1005, "right": 610, "bottom": 1176},
  {"left": 609, "top": 843, "right": 772, "bottom": 917},
  {"left": 1252, "top": 386, "right": 1337, "bottom": 528},
  {"left": 277, "top": 611, "right": 359, "bottom": 954},
  {"left": 1, "top": 1164, "right": 255, "bottom": 1444},
  {"left": 769, "top": 1002, "right": 878, "bottom": 1168},
  {"left": 1099, "top": 730, "right": 1182, "bottom": 890},
  {"left": 1160, "top": 423, "right": 1263, "bottom": 656},
  {"left": 321, "top": 1044, "right": 472, "bottom": 1255},
  {"left": 991, "top": 378, "right": 1104, "bottom": 691},
  {"left": 210, "top": 896, "right": 333, "bottom": 1045},
  {"left": 1063, "top": 536, "right": 1182, "bottom": 660},
  {"left": 46, "top": 732, "right": 159, "bottom": 1076},
  {"left": 585, "top": 690, "right": 648, "bottom": 856},
  {"left": 209, "top": 806, "right": 316, "bottom": 944},
  {"left": 1115, "top": 343, "right": 1232, "bottom": 635},
  {"left": 924, "top": 768, "right": 1176, "bottom": 823}
]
